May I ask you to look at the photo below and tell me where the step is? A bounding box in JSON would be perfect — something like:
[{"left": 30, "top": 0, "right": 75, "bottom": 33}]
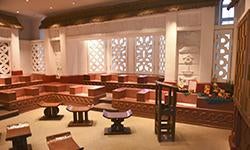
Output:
[
  {"left": 92, "top": 103, "right": 118, "bottom": 112},
  {"left": 99, "top": 93, "right": 113, "bottom": 104},
  {"left": 0, "top": 104, "right": 5, "bottom": 109},
  {"left": 0, "top": 109, "right": 19, "bottom": 120}
]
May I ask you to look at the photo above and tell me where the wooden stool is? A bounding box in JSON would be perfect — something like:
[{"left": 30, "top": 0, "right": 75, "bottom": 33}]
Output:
[
  {"left": 6, "top": 123, "right": 32, "bottom": 150},
  {"left": 103, "top": 109, "right": 132, "bottom": 135},
  {"left": 66, "top": 105, "right": 93, "bottom": 127},
  {"left": 46, "top": 132, "right": 84, "bottom": 150},
  {"left": 38, "top": 101, "right": 63, "bottom": 120}
]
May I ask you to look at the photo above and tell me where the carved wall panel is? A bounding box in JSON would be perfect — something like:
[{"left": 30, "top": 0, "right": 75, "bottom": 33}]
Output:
[
  {"left": 50, "top": 40, "right": 62, "bottom": 76},
  {"left": 135, "top": 35, "right": 154, "bottom": 73},
  {"left": 159, "top": 35, "right": 166, "bottom": 75},
  {"left": 32, "top": 41, "right": 45, "bottom": 73},
  {"left": 87, "top": 39, "right": 105, "bottom": 72},
  {"left": 0, "top": 41, "right": 11, "bottom": 75},
  {"left": 213, "top": 29, "right": 233, "bottom": 82},
  {"left": 111, "top": 37, "right": 127, "bottom": 72},
  {"left": 177, "top": 31, "right": 201, "bottom": 85}
]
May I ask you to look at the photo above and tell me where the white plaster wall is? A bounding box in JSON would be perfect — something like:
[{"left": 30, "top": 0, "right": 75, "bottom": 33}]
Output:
[
  {"left": 45, "top": 7, "right": 216, "bottom": 83},
  {"left": 65, "top": 39, "right": 86, "bottom": 75},
  {"left": 19, "top": 40, "right": 32, "bottom": 74}
]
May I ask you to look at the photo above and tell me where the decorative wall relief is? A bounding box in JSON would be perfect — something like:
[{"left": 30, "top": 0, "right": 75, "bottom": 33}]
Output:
[
  {"left": 51, "top": 40, "right": 62, "bottom": 77},
  {"left": 213, "top": 29, "right": 233, "bottom": 82},
  {"left": 135, "top": 35, "right": 153, "bottom": 73},
  {"left": 177, "top": 31, "right": 201, "bottom": 85},
  {"left": 0, "top": 41, "right": 11, "bottom": 76},
  {"left": 32, "top": 41, "right": 45, "bottom": 73},
  {"left": 111, "top": 37, "right": 127, "bottom": 72}
]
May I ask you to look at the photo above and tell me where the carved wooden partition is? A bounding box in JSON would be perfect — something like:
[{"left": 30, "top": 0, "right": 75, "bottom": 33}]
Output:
[
  {"left": 155, "top": 81, "right": 178, "bottom": 142},
  {"left": 230, "top": 9, "right": 250, "bottom": 150}
]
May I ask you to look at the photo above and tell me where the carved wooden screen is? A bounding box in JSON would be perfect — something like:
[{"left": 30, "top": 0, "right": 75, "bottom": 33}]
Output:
[
  {"left": 87, "top": 39, "right": 105, "bottom": 72},
  {"left": 159, "top": 35, "right": 166, "bottom": 75},
  {"left": 231, "top": 10, "right": 250, "bottom": 150},
  {"left": 234, "top": 11, "right": 250, "bottom": 116},
  {"left": 135, "top": 35, "right": 154, "bottom": 73},
  {"left": 213, "top": 29, "right": 233, "bottom": 82},
  {"left": 32, "top": 41, "right": 45, "bottom": 73},
  {"left": 111, "top": 37, "right": 127, "bottom": 72},
  {"left": 0, "top": 41, "right": 11, "bottom": 75}
]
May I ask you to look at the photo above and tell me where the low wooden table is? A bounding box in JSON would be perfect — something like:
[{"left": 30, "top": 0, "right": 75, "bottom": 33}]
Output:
[
  {"left": 6, "top": 123, "right": 32, "bottom": 150},
  {"left": 66, "top": 105, "right": 93, "bottom": 127},
  {"left": 46, "top": 132, "right": 84, "bottom": 150},
  {"left": 38, "top": 101, "right": 63, "bottom": 120},
  {"left": 103, "top": 109, "right": 132, "bottom": 135}
]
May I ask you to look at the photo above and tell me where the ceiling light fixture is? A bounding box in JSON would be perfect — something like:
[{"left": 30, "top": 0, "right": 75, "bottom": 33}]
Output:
[
  {"left": 49, "top": 6, "right": 53, "bottom": 10},
  {"left": 16, "top": 10, "right": 20, "bottom": 14},
  {"left": 72, "top": 1, "right": 76, "bottom": 5},
  {"left": 26, "top": 0, "right": 29, "bottom": 2}
]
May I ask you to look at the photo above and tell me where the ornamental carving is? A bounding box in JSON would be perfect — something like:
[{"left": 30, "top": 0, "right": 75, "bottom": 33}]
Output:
[
  {"left": 177, "top": 31, "right": 200, "bottom": 85},
  {"left": 213, "top": 29, "right": 233, "bottom": 82},
  {"left": 0, "top": 41, "right": 11, "bottom": 75},
  {"left": 111, "top": 37, "right": 127, "bottom": 72},
  {"left": 159, "top": 35, "right": 166, "bottom": 75},
  {"left": 32, "top": 42, "right": 45, "bottom": 73},
  {"left": 87, "top": 39, "right": 105, "bottom": 72},
  {"left": 135, "top": 35, "right": 153, "bottom": 73}
]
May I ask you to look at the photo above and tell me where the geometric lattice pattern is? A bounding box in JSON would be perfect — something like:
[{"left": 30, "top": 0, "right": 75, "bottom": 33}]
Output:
[
  {"left": 0, "top": 41, "right": 11, "bottom": 75},
  {"left": 87, "top": 39, "right": 105, "bottom": 72},
  {"left": 32, "top": 42, "right": 45, "bottom": 73},
  {"left": 159, "top": 35, "right": 166, "bottom": 75},
  {"left": 135, "top": 35, "right": 153, "bottom": 73},
  {"left": 111, "top": 37, "right": 127, "bottom": 72},
  {"left": 213, "top": 29, "right": 233, "bottom": 82}
]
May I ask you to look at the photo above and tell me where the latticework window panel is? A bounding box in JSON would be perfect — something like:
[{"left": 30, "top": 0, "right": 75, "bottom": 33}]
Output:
[
  {"left": 87, "top": 39, "right": 105, "bottom": 72},
  {"left": 213, "top": 29, "right": 233, "bottom": 82},
  {"left": 111, "top": 37, "right": 127, "bottom": 72},
  {"left": 0, "top": 41, "right": 10, "bottom": 75},
  {"left": 159, "top": 35, "right": 166, "bottom": 75},
  {"left": 32, "top": 42, "right": 45, "bottom": 73},
  {"left": 135, "top": 35, "right": 154, "bottom": 73}
]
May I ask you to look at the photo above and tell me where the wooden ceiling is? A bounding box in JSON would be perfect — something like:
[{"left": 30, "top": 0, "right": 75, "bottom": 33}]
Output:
[{"left": 40, "top": 0, "right": 219, "bottom": 29}]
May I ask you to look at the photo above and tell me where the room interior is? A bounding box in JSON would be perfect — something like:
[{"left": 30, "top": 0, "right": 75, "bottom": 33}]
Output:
[{"left": 0, "top": 0, "right": 249, "bottom": 150}]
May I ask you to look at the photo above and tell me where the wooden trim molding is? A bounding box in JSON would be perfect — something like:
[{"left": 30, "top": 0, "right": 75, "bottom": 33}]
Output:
[
  {"left": 0, "top": 13, "right": 23, "bottom": 29},
  {"left": 40, "top": 0, "right": 218, "bottom": 29}
]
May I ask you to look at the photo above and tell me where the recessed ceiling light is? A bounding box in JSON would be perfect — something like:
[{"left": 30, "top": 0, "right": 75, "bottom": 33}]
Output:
[
  {"left": 72, "top": 1, "right": 76, "bottom": 5},
  {"left": 16, "top": 10, "right": 20, "bottom": 14},
  {"left": 26, "top": 0, "right": 29, "bottom": 2},
  {"left": 49, "top": 6, "right": 53, "bottom": 9}
]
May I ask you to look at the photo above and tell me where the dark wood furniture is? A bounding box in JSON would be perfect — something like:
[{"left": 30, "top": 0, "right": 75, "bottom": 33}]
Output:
[
  {"left": 118, "top": 74, "right": 128, "bottom": 83},
  {"left": 46, "top": 132, "right": 83, "bottom": 150},
  {"left": 137, "top": 75, "right": 148, "bottom": 83},
  {"left": 5, "top": 123, "right": 32, "bottom": 150},
  {"left": 103, "top": 109, "right": 132, "bottom": 135},
  {"left": 155, "top": 81, "right": 178, "bottom": 142},
  {"left": 66, "top": 105, "right": 93, "bottom": 127},
  {"left": 229, "top": 9, "right": 250, "bottom": 150},
  {"left": 38, "top": 101, "right": 63, "bottom": 120}
]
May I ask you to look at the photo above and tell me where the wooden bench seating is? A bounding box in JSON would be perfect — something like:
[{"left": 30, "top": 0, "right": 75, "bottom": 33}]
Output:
[{"left": 113, "top": 88, "right": 155, "bottom": 102}]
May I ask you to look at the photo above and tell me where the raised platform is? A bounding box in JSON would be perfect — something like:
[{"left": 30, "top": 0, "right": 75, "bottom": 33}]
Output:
[
  {"left": 111, "top": 88, "right": 234, "bottom": 129},
  {"left": 0, "top": 83, "right": 106, "bottom": 113}
]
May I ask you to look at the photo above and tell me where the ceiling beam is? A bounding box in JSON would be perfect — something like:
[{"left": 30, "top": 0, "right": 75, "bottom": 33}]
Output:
[
  {"left": 40, "top": 0, "right": 218, "bottom": 29},
  {"left": 0, "top": 12, "right": 23, "bottom": 29}
]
